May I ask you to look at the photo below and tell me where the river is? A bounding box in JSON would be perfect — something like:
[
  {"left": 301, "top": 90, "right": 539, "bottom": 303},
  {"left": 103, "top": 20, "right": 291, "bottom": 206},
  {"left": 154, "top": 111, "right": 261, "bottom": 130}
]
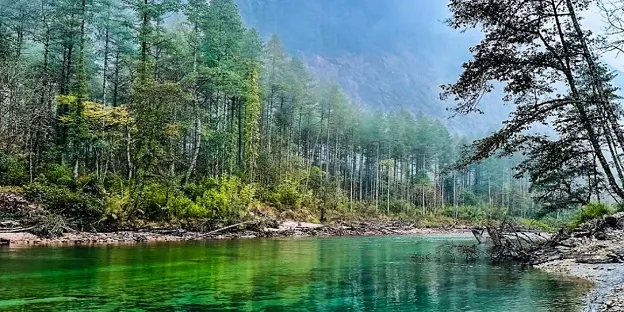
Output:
[{"left": 0, "top": 234, "right": 588, "bottom": 311}]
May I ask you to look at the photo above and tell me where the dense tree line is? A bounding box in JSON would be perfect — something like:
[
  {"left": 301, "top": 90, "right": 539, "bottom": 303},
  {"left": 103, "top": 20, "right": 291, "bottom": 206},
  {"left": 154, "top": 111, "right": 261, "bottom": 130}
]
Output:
[{"left": 0, "top": 0, "right": 534, "bottom": 228}]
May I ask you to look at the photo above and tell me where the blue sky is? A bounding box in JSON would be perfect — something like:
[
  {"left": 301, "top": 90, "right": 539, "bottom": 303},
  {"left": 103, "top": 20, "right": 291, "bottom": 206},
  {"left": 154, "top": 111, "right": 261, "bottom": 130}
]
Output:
[{"left": 585, "top": 5, "right": 624, "bottom": 73}]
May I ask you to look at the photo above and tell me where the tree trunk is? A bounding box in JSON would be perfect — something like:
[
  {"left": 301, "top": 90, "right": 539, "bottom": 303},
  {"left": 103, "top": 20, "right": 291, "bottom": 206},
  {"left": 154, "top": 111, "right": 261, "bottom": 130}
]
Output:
[{"left": 184, "top": 117, "right": 201, "bottom": 186}]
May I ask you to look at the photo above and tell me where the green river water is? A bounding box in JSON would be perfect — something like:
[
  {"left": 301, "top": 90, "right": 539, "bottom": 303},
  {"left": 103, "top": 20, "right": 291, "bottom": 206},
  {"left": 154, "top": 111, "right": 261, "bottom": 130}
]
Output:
[{"left": 0, "top": 235, "right": 588, "bottom": 311}]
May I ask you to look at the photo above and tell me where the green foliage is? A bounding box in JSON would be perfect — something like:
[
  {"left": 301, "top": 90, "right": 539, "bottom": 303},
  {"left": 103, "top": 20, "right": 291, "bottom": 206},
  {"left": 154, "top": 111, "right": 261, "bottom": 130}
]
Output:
[
  {"left": 441, "top": 205, "right": 508, "bottom": 222},
  {"left": 186, "top": 176, "right": 257, "bottom": 220},
  {"left": 0, "top": 186, "right": 24, "bottom": 195},
  {"left": 268, "top": 179, "right": 315, "bottom": 210},
  {"left": 385, "top": 199, "right": 418, "bottom": 215},
  {"left": 519, "top": 218, "right": 556, "bottom": 233},
  {"left": 570, "top": 203, "right": 613, "bottom": 229},
  {"left": 0, "top": 0, "right": 552, "bottom": 232},
  {"left": 24, "top": 183, "right": 105, "bottom": 230},
  {"left": 40, "top": 164, "right": 75, "bottom": 187},
  {"left": 104, "top": 193, "right": 131, "bottom": 225},
  {"left": 135, "top": 183, "right": 174, "bottom": 221},
  {"left": 459, "top": 190, "right": 481, "bottom": 207},
  {"left": 0, "top": 152, "right": 27, "bottom": 186},
  {"left": 416, "top": 215, "right": 458, "bottom": 228}
]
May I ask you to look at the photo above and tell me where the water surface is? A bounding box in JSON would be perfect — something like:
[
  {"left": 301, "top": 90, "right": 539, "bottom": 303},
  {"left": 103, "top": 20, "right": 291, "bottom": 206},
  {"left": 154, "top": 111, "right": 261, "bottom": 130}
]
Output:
[{"left": 0, "top": 235, "right": 587, "bottom": 311}]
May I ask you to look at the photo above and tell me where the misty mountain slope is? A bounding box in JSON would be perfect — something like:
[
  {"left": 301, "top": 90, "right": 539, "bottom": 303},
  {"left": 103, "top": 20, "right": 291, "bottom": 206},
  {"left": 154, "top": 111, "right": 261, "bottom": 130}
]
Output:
[{"left": 236, "top": 0, "right": 510, "bottom": 135}]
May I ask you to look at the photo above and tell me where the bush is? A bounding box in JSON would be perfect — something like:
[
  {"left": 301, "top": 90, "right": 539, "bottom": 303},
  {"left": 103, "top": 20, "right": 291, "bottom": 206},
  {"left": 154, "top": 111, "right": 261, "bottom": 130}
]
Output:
[
  {"left": 0, "top": 152, "right": 27, "bottom": 186},
  {"left": 104, "top": 193, "right": 130, "bottom": 224},
  {"left": 40, "top": 164, "right": 74, "bottom": 187},
  {"left": 441, "top": 205, "right": 508, "bottom": 222},
  {"left": 264, "top": 178, "right": 316, "bottom": 211},
  {"left": 519, "top": 218, "right": 556, "bottom": 233},
  {"left": 378, "top": 199, "right": 415, "bottom": 215},
  {"left": 24, "top": 183, "right": 105, "bottom": 230},
  {"left": 136, "top": 182, "right": 171, "bottom": 221},
  {"left": 442, "top": 206, "right": 487, "bottom": 221},
  {"left": 570, "top": 203, "right": 613, "bottom": 228},
  {"left": 270, "top": 179, "right": 304, "bottom": 208},
  {"left": 185, "top": 176, "right": 257, "bottom": 221}
]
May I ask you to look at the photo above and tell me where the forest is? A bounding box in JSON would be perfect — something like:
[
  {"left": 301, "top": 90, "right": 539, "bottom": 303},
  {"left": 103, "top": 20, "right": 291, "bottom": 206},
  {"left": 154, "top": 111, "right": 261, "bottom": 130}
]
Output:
[{"left": 0, "top": 0, "right": 605, "bottom": 232}]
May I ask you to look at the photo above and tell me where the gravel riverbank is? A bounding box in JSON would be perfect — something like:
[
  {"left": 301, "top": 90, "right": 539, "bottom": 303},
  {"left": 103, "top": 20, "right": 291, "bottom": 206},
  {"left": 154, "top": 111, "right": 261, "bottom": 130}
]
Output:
[
  {"left": 537, "top": 260, "right": 624, "bottom": 312},
  {"left": 530, "top": 213, "right": 624, "bottom": 312},
  {"left": 0, "top": 191, "right": 469, "bottom": 247},
  {"left": 1, "top": 220, "right": 470, "bottom": 247}
]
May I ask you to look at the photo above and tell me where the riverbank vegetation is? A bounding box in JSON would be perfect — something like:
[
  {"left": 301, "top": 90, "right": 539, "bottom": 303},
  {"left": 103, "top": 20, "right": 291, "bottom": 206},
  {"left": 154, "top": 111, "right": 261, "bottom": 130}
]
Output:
[
  {"left": 2, "top": 0, "right": 623, "bottom": 235},
  {"left": 0, "top": 0, "right": 543, "bottom": 232}
]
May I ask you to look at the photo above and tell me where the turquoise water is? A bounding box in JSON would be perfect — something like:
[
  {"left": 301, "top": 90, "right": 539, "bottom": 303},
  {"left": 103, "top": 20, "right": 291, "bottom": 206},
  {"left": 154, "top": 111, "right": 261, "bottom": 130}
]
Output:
[{"left": 0, "top": 235, "right": 586, "bottom": 311}]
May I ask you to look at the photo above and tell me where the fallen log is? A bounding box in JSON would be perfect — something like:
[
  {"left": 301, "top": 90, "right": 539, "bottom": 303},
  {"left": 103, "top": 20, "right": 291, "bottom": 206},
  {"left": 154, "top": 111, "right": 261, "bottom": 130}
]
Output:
[
  {"left": 0, "top": 220, "right": 20, "bottom": 228},
  {"left": 0, "top": 226, "right": 35, "bottom": 233},
  {"left": 472, "top": 228, "right": 485, "bottom": 244},
  {"left": 206, "top": 221, "right": 255, "bottom": 235}
]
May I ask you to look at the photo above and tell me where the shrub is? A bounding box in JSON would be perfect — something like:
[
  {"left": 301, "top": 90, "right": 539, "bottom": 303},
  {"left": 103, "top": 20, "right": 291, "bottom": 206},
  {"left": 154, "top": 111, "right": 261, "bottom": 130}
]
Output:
[
  {"left": 24, "top": 183, "right": 105, "bottom": 230},
  {"left": 269, "top": 179, "right": 313, "bottom": 210},
  {"left": 387, "top": 199, "right": 416, "bottom": 215},
  {"left": 570, "top": 203, "right": 613, "bottom": 228},
  {"left": 76, "top": 173, "right": 106, "bottom": 197},
  {"left": 0, "top": 152, "right": 27, "bottom": 186},
  {"left": 186, "top": 176, "right": 257, "bottom": 221},
  {"left": 136, "top": 182, "right": 170, "bottom": 221},
  {"left": 519, "top": 218, "right": 556, "bottom": 233},
  {"left": 441, "top": 205, "right": 508, "bottom": 222},
  {"left": 105, "top": 185, "right": 201, "bottom": 225},
  {"left": 442, "top": 206, "right": 486, "bottom": 221},
  {"left": 41, "top": 164, "right": 74, "bottom": 187}
]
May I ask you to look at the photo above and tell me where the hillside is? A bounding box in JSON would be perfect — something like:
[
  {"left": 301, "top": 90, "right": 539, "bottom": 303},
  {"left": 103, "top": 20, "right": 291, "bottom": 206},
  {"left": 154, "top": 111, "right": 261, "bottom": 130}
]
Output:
[{"left": 236, "top": 0, "right": 509, "bottom": 135}]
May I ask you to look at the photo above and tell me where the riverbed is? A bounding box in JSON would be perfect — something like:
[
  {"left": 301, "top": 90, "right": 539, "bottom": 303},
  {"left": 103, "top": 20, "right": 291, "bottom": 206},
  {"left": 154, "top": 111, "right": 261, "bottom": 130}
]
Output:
[{"left": 0, "top": 235, "right": 589, "bottom": 311}]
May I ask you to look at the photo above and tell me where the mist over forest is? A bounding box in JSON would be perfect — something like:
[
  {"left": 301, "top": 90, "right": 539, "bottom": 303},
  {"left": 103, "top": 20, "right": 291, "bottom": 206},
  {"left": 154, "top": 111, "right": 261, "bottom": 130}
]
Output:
[{"left": 235, "top": 0, "right": 516, "bottom": 135}]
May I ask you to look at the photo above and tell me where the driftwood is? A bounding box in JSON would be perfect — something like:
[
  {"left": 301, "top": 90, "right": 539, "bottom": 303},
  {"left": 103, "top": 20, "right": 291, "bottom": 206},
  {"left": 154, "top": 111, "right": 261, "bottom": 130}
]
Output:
[
  {"left": 0, "top": 226, "right": 35, "bottom": 233},
  {"left": 472, "top": 228, "right": 485, "bottom": 244},
  {"left": 206, "top": 221, "right": 255, "bottom": 235},
  {"left": 481, "top": 213, "right": 624, "bottom": 264},
  {"left": 0, "top": 220, "right": 20, "bottom": 228},
  {"left": 484, "top": 220, "right": 538, "bottom": 262}
]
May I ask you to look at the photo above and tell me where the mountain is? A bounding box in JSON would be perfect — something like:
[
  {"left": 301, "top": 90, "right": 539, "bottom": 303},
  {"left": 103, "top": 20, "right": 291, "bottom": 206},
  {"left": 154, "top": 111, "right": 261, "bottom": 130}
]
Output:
[{"left": 235, "top": 0, "right": 510, "bottom": 136}]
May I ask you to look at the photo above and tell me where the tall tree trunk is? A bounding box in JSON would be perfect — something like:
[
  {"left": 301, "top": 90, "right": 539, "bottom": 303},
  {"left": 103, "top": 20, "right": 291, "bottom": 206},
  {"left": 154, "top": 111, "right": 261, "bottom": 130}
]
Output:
[
  {"left": 184, "top": 117, "right": 201, "bottom": 186},
  {"left": 549, "top": 1, "right": 624, "bottom": 199},
  {"left": 102, "top": 22, "right": 110, "bottom": 105},
  {"left": 112, "top": 48, "right": 120, "bottom": 106}
]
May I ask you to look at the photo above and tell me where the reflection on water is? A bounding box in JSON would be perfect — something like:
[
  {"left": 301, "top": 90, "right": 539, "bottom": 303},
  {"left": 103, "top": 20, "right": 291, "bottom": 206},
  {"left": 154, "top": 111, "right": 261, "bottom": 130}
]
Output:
[{"left": 0, "top": 235, "right": 587, "bottom": 311}]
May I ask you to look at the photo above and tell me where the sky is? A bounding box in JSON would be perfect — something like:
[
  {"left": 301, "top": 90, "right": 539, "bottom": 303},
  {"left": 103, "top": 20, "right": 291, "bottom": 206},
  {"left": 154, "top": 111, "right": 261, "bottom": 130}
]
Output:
[{"left": 585, "top": 4, "right": 624, "bottom": 72}]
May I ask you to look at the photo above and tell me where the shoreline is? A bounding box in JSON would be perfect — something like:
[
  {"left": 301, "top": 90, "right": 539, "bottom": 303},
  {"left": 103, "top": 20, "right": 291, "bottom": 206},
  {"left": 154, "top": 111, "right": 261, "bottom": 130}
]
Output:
[
  {"left": 0, "top": 220, "right": 472, "bottom": 247},
  {"left": 536, "top": 260, "right": 624, "bottom": 312},
  {"left": 529, "top": 212, "right": 624, "bottom": 312},
  {"left": 4, "top": 221, "right": 618, "bottom": 311}
]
